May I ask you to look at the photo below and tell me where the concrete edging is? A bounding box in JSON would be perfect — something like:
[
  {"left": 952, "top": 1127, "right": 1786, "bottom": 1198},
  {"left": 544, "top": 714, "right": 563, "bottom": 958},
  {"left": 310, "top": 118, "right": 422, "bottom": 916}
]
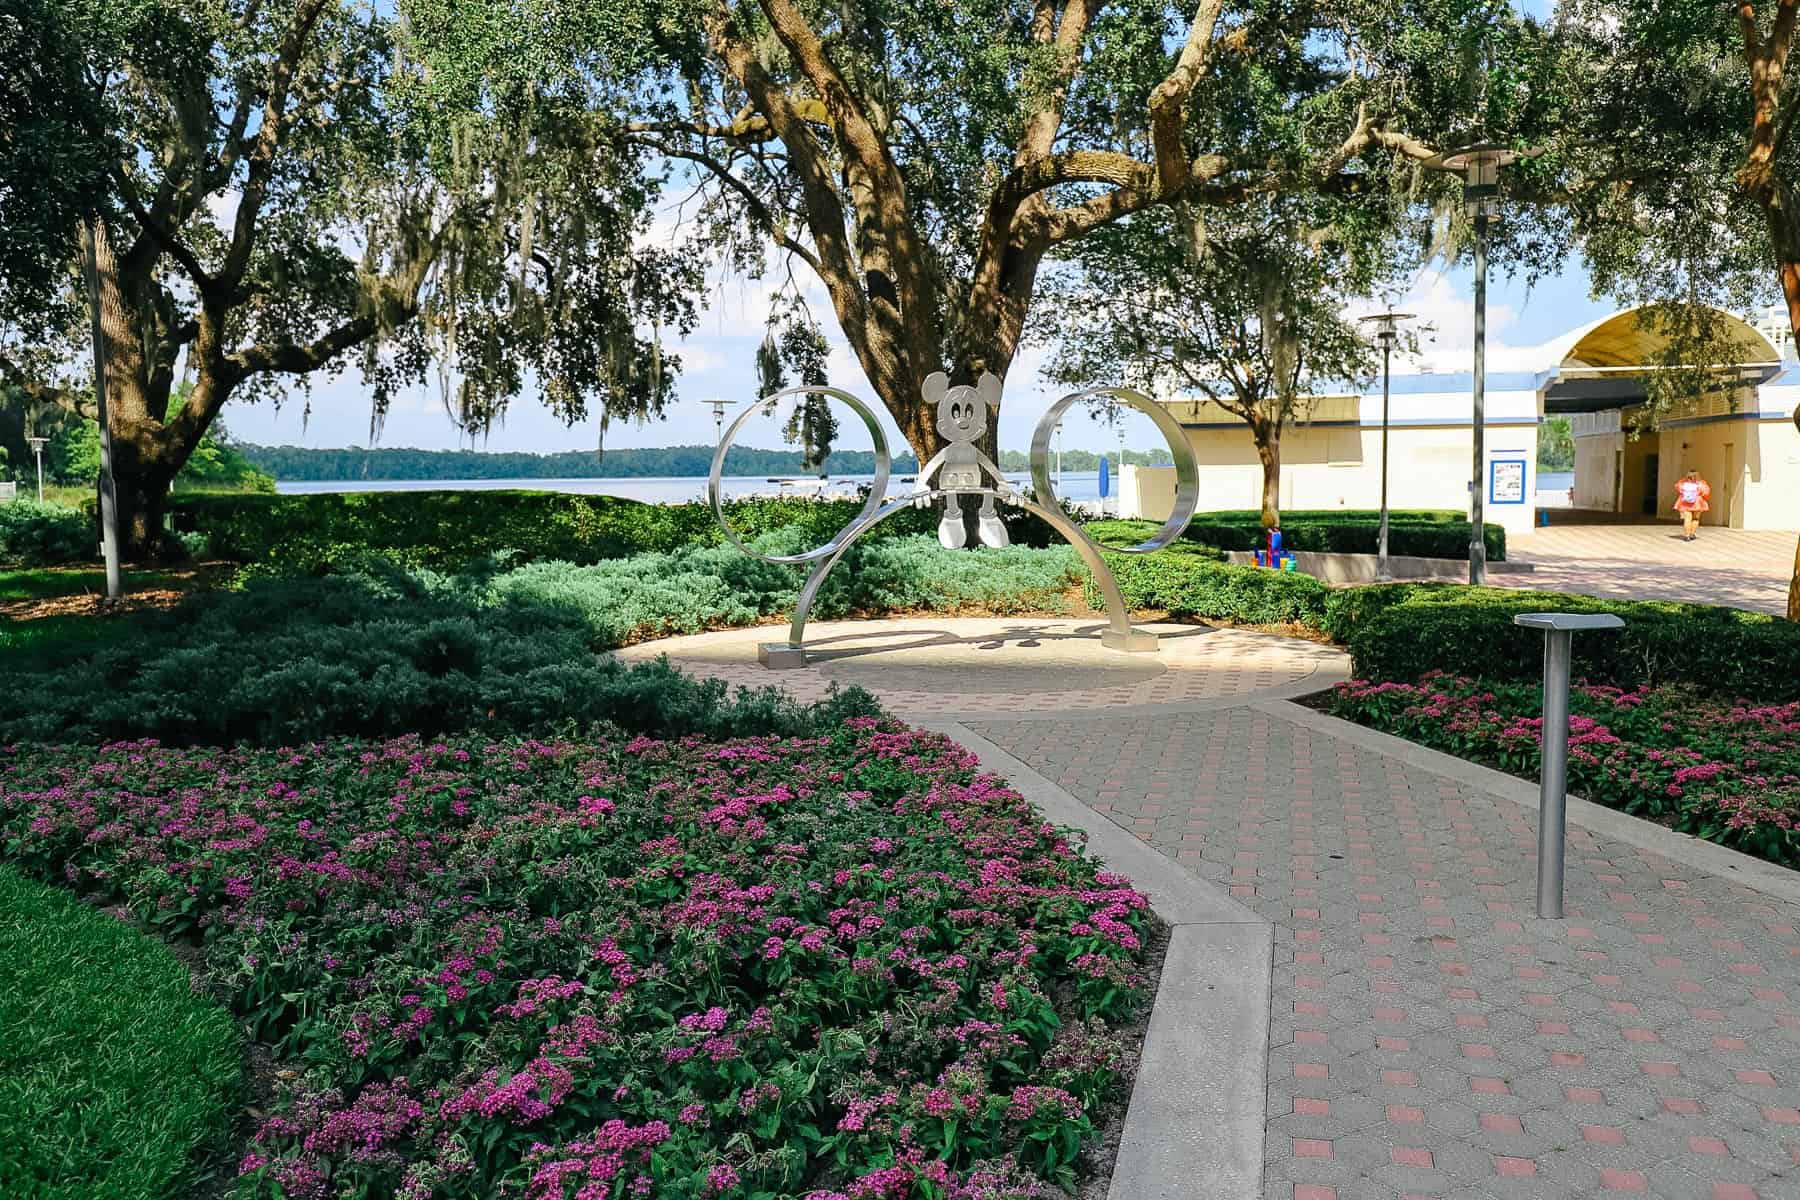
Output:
[
  {"left": 917, "top": 719, "right": 1269, "bottom": 1200},
  {"left": 1259, "top": 699, "right": 1800, "bottom": 907}
]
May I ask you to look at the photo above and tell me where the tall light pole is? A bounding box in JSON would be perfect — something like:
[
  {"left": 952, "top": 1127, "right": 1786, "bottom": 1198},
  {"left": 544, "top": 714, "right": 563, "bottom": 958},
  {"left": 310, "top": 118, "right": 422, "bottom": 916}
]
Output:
[
  {"left": 25, "top": 437, "right": 46, "bottom": 503},
  {"left": 1426, "top": 141, "right": 1537, "bottom": 587},
  {"left": 1358, "top": 310, "right": 1415, "bottom": 582},
  {"left": 79, "top": 217, "right": 122, "bottom": 601}
]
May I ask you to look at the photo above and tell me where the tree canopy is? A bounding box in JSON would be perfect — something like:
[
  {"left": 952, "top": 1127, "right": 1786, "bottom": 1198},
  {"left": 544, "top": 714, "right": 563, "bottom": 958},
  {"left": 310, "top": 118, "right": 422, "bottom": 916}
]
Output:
[
  {"left": 401, "top": 0, "right": 1547, "bottom": 462},
  {"left": 0, "top": 0, "right": 703, "bottom": 550}
]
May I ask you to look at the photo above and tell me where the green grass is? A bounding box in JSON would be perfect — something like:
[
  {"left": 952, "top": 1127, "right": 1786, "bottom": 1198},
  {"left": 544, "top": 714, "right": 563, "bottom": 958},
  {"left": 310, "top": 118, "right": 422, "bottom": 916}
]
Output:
[
  {"left": 0, "top": 867, "right": 240, "bottom": 1200},
  {"left": 0, "top": 567, "right": 197, "bottom": 604}
]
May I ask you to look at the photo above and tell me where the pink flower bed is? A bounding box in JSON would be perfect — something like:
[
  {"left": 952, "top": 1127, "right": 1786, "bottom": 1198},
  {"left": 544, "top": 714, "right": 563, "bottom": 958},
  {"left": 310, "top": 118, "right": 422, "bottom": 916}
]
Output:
[
  {"left": 0, "top": 721, "right": 1153, "bottom": 1199},
  {"left": 1330, "top": 673, "right": 1800, "bottom": 866}
]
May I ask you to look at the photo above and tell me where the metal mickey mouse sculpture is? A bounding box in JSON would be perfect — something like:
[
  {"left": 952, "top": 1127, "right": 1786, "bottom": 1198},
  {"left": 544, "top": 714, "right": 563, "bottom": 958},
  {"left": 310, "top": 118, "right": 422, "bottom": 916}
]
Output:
[
  {"left": 923, "top": 371, "right": 1009, "bottom": 550},
  {"left": 708, "top": 371, "right": 1201, "bottom": 668}
]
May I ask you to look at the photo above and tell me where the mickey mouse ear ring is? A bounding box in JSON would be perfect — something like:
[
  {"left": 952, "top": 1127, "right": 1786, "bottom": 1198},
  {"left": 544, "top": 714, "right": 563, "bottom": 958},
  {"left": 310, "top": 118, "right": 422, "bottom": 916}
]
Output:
[
  {"left": 707, "top": 386, "right": 892, "bottom": 564},
  {"left": 1029, "top": 386, "right": 1198, "bottom": 553}
]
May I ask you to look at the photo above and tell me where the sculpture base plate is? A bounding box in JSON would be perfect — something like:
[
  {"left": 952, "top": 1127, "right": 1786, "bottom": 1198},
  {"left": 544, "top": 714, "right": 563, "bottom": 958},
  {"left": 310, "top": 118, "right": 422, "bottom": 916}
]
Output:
[
  {"left": 1100, "top": 627, "right": 1160, "bottom": 654},
  {"left": 758, "top": 642, "right": 809, "bottom": 669}
]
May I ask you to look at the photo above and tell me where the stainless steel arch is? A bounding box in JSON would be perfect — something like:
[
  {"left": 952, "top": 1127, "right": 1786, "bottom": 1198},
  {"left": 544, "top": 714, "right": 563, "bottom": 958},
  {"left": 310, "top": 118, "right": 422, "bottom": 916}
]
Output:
[
  {"left": 706, "top": 386, "right": 891, "bottom": 565},
  {"left": 1030, "top": 386, "right": 1199, "bottom": 552},
  {"left": 768, "top": 486, "right": 1154, "bottom": 664}
]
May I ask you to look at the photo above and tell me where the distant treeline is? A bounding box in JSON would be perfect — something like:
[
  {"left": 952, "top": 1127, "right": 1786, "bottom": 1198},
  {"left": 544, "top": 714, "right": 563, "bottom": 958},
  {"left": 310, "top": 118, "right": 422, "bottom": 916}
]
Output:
[
  {"left": 237, "top": 443, "right": 1176, "bottom": 481},
  {"left": 236, "top": 444, "right": 920, "bottom": 481}
]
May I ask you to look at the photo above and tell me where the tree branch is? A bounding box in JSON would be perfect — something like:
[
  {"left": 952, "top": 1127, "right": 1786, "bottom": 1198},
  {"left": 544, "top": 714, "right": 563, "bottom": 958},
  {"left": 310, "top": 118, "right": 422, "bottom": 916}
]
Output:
[
  {"left": 114, "top": 170, "right": 216, "bottom": 295},
  {"left": 634, "top": 137, "right": 824, "bottom": 274},
  {"left": 221, "top": 0, "right": 331, "bottom": 289},
  {"left": 1147, "top": 0, "right": 1227, "bottom": 196},
  {"left": 0, "top": 349, "right": 94, "bottom": 420}
]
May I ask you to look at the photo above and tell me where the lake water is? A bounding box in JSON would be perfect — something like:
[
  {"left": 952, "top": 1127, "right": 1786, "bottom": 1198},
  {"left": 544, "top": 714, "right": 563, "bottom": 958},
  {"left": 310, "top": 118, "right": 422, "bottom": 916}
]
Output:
[{"left": 277, "top": 472, "right": 1112, "bottom": 504}]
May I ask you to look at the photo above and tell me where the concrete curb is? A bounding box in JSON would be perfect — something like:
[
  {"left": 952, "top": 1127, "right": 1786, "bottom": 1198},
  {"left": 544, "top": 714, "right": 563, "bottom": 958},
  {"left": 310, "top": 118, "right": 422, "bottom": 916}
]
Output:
[
  {"left": 1257, "top": 699, "right": 1800, "bottom": 907},
  {"left": 917, "top": 720, "right": 1269, "bottom": 1200}
]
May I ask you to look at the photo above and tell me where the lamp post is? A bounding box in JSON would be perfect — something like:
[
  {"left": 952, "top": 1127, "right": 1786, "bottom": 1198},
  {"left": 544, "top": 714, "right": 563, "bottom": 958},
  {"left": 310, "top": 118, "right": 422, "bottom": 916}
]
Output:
[
  {"left": 1358, "top": 311, "right": 1415, "bottom": 582},
  {"left": 24, "top": 437, "right": 45, "bottom": 503},
  {"left": 1426, "top": 141, "right": 1537, "bottom": 587},
  {"left": 706, "top": 398, "right": 729, "bottom": 440}
]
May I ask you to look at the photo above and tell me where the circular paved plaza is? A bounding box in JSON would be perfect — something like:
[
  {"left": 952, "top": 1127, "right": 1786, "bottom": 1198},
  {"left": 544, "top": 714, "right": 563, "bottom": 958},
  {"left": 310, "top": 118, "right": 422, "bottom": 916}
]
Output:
[{"left": 614, "top": 616, "right": 1346, "bottom": 717}]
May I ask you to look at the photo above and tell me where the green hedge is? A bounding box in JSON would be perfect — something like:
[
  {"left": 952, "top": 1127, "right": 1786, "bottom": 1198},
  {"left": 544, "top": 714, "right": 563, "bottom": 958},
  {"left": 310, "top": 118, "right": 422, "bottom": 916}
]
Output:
[
  {"left": 1091, "top": 510, "right": 1505, "bottom": 561},
  {"left": 0, "top": 867, "right": 240, "bottom": 1199},
  {"left": 1341, "top": 583, "right": 1800, "bottom": 700},
  {"left": 1088, "top": 551, "right": 1331, "bottom": 626},
  {"left": 170, "top": 490, "right": 1073, "bottom": 571},
  {"left": 0, "top": 501, "right": 91, "bottom": 567}
]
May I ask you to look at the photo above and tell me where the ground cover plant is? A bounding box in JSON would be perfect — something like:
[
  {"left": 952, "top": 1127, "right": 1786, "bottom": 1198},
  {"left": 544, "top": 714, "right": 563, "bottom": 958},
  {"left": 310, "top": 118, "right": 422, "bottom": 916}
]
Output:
[
  {"left": 0, "top": 535, "right": 1084, "bottom": 745},
  {"left": 0, "top": 866, "right": 241, "bottom": 1200},
  {"left": 0, "top": 724, "right": 1155, "bottom": 1199},
  {"left": 1329, "top": 674, "right": 1800, "bottom": 867}
]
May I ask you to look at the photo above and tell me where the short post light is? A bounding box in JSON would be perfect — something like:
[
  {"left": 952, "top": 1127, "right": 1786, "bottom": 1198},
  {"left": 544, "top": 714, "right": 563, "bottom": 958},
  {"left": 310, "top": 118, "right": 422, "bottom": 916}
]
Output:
[
  {"left": 1512, "top": 612, "right": 1625, "bottom": 919},
  {"left": 24, "top": 436, "right": 46, "bottom": 503},
  {"left": 1358, "top": 310, "right": 1414, "bottom": 581},
  {"left": 1426, "top": 141, "right": 1538, "bottom": 587}
]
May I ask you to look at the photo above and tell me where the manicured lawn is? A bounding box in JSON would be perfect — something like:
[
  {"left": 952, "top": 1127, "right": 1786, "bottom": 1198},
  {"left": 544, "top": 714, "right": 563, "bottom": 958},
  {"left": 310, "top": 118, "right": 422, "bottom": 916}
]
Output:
[
  {"left": 0, "top": 566, "right": 200, "bottom": 604},
  {"left": 1329, "top": 674, "right": 1800, "bottom": 867},
  {"left": 0, "top": 867, "right": 240, "bottom": 1200},
  {"left": 0, "top": 723, "right": 1153, "bottom": 1199}
]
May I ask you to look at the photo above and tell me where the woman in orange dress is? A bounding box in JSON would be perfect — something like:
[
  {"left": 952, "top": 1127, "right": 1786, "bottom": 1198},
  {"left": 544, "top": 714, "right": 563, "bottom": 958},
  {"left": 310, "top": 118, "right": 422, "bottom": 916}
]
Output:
[{"left": 1673, "top": 470, "right": 1711, "bottom": 541}]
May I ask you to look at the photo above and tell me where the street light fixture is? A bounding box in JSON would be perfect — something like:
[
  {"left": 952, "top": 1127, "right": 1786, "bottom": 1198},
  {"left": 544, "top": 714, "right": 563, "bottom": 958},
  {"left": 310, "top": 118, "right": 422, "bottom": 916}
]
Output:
[
  {"left": 24, "top": 437, "right": 46, "bottom": 503},
  {"left": 1425, "top": 140, "right": 1539, "bottom": 586},
  {"left": 1358, "top": 310, "right": 1415, "bottom": 582}
]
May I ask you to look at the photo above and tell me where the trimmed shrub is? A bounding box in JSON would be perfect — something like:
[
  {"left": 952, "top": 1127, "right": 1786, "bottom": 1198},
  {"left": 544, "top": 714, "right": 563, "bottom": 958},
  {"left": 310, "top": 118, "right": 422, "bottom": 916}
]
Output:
[
  {"left": 0, "top": 501, "right": 90, "bottom": 567},
  {"left": 0, "top": 728, "right": 1154, "bottom": 1199},
  {"left": 1330, "top": 676, "right": 1800, "bottom": 867},
  {"left": 1090, "top": 551, "right": 1331, "bottom": 626},
  {"left": 1090, "top": 511, "right": 1505, "bottom": 561},
  {"left": 1343, "top": 584, "right": 1800, "bottom": 700},
  {"left": 170, "top": 490, "right": 1073, "bottom": 572},
  {"left": 0, "top": 867, "right": 240, "bottom": 1200}
]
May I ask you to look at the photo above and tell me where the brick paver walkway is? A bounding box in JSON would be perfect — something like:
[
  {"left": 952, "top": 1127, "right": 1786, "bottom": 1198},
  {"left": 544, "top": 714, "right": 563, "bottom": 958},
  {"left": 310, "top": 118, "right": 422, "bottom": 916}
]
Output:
[
  {"left": 970, "top": 704, "right": 1800, "bottom": 1200},
  {"left": 1504, "top": 525, "right": 1796, "bottom": 615},
  {"left": 642, "top": 617, "right": 1800, "bottom": 1197}
]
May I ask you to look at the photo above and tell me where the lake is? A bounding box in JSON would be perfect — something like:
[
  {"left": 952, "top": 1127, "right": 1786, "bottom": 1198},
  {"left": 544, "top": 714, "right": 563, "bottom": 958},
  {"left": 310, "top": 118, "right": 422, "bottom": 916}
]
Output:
[{"left": 277, "top": 472, "right": 1112, "bottom": 504}]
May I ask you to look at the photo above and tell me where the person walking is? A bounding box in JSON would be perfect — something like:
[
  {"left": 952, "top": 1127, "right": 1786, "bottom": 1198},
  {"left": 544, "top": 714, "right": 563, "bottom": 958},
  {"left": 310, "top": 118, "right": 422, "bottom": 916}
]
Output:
[{"left": 1673, "top": 469, "right": 1711, "bottom": 541}]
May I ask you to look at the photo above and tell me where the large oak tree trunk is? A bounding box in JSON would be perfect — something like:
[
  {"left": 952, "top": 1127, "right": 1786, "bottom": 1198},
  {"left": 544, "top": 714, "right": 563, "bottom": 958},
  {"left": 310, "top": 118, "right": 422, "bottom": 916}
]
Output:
[{"left": 88, "top": 228, "right": 198, "bottom": 559}]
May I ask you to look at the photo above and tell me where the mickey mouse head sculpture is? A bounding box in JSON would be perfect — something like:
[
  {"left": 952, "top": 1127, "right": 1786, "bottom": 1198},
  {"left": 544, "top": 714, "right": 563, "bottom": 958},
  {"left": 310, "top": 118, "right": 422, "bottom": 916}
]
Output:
[{"left": 923, "top": 371, "right": 1009, "bottom": 549}]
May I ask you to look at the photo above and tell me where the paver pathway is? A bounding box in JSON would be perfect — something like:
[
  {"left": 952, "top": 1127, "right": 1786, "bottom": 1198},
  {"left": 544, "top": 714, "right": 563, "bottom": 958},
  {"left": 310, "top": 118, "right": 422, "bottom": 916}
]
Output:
[
  {"left": 638, "top": 618, "right": 1800, "bottom": 1198},
  {"left": 974, "top": 705, "right": 1800, "bottom": 1199},
  {"left": 1502, "top": 525, "right": 1796, "bottom": 615}
]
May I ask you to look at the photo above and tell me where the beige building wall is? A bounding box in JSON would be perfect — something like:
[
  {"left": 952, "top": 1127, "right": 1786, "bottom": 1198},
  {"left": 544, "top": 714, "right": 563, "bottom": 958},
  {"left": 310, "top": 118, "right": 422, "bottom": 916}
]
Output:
[
  {"left": 1656, "top": 417, "right": 1799, "bottom": 529},
  {"left": 1124, "top": 414, "right": 1543, "bottom": 539}
]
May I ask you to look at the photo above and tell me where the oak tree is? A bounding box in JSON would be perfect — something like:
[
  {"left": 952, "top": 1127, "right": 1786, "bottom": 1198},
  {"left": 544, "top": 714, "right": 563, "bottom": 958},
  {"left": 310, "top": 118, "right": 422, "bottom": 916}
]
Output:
[{"left": 0, "top": 0, "right": 698, "bottom": 554}]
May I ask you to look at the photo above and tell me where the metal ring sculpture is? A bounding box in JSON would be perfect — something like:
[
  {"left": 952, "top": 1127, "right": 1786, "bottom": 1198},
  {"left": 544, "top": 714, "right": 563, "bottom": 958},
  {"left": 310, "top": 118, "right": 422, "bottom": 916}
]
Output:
[{"left": 708, "top": 378, "right": 1201, "bottom": 666}]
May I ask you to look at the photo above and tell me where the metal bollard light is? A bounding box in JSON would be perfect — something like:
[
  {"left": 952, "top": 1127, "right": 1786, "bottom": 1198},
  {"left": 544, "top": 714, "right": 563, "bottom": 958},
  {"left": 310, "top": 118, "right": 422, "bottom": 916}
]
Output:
[{"left": 1512, "top": 613, "right": 1626, "bottom": 919}]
